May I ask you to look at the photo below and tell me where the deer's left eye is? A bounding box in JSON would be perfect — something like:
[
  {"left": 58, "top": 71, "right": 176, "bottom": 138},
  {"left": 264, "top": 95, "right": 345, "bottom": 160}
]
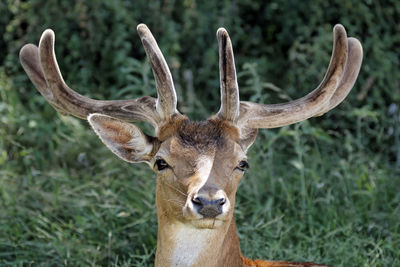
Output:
[
  {"left": 155, "top": 158, "right": 169, "bottom": 171},
  {"left": 236, "top": 160, "right": 249, "bottom": 171}
]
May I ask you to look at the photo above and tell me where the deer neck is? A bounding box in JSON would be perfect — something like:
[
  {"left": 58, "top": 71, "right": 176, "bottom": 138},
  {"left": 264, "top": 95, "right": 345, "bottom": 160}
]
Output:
[
  {"left": 154, "top": 193, "right": 243, "bottom": 267},
  {"left": 155, "top": 215, "right": 243, "bottom": 267}
]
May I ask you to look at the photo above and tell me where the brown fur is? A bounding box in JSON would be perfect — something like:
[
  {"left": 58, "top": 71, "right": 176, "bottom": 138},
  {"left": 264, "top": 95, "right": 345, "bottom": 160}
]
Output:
[
  {"left": 242, "top": 257, "right": 331, "bottom": 267},
  {"left": 153, "top": 118, "right": 329, "bottom": 266},
  {"left": 158, "top": 116, "right": 239, "bottom": 144},
  {"left": 90, "top": 115, "right": 329, "bottom": 267},
  {"left": 176, "top": 119, "right": 239, "bottom": 150}
]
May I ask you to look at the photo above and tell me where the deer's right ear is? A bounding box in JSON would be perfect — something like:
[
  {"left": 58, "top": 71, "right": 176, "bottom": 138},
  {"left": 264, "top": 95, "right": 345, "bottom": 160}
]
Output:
[{"left": 88, "top": 114, "right": 159, "bottom": 164}]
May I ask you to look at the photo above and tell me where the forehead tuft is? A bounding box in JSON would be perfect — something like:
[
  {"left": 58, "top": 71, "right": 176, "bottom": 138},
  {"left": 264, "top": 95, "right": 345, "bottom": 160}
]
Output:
[
  {"left": 178, "top": 119, "right": 240, "bottom": 151},
  {"left": 158, "top": 118, "right": 239, "bottom": 151}
]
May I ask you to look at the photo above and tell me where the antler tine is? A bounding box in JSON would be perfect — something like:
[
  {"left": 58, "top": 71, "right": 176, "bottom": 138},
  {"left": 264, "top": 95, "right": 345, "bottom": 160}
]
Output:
[
  {"left": 137, "top": 24, "right": 178, "bottom": 120},
  {"left": 237, "top": 24, "right": 355, "bottom": 129},
  {"left": 20, "top": 43, "right": 68, "bottom": 115},
  {"left": 216, "top": 28, "right": 240, "bottom": 122},
  {"left": 314, "top": 37, "right": 363, "bottom": 116},
  {"left": 20, "top": 29, "right": 163, "bottom": 127}
]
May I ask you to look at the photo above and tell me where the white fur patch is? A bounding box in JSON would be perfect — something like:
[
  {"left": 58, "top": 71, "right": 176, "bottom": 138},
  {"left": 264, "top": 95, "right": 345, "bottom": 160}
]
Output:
[
  {"left": 170, "top": 223, "right": 213, "bottom": 266},
  {"left": 126, "top": 131, "right": 153, "bottom": 157},
  {"left": 195, "top": 156, "right": 213, "bottom": 190}
]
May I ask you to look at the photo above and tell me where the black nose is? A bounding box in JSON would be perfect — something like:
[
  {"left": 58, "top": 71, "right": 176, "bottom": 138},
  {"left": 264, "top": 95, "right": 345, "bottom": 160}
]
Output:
[{"left": 192, "top": 196, "right": 226, "bottom": 218}]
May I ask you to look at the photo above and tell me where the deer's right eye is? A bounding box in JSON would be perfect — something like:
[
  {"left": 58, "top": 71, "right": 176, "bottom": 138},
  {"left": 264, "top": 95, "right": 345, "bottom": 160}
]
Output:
[
  {"left": 155, "top": 158, "right": 169, "bottom": 171},
  {"left": 236, "top": 160, "right": 249, "bottom": 172}
]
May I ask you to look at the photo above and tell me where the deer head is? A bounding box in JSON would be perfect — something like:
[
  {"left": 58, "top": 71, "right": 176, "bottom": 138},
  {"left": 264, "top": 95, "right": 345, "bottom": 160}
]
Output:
[{"left": 20, "top": 24, "right": 362, "bottom": 266}]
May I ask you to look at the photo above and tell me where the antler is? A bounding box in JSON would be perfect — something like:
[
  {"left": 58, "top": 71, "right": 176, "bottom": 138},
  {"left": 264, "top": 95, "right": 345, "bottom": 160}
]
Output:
[
  {"left": 216, "top": 28, "right": 240, "bottom": 123},
  {"left": 20, "top": 24, "right": 179, "bottom": 128},
  {"left": 216, "top": 24, "right": 363, "bottom": 129},
  {"left": 137, "top": 24, "right": 178, "bottom": 120},
  {"left": 20, "top": 24, "right": 362, "bottom": 131}
]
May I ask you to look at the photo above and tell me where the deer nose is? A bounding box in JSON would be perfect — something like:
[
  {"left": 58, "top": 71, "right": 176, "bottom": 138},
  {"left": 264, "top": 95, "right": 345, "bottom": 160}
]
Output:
[{"left": 191, "top": 196, "right": 226, "bottom": 218}]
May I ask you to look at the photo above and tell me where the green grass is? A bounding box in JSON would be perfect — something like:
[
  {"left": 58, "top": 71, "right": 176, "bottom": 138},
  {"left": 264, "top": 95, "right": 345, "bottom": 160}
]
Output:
[{"left": 0, "top": 98, "right": 399, "bottom": 266}]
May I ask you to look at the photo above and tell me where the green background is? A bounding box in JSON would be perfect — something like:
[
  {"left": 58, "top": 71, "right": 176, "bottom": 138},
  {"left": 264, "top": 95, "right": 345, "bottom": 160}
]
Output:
[{"left": 0, "top": 0, "right": 399, "bottom": 266}]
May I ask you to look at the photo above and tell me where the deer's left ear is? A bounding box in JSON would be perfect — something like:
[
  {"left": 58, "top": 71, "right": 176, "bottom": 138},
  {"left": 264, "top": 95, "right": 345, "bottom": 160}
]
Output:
[{"left": 88, "top": 114, "right": 159, "bottom": 164}]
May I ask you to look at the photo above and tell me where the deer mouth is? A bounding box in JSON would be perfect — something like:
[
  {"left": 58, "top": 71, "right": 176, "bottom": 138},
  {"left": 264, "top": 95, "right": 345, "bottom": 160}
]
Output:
[
  {"left": 182, "top": 195, "right": 231, "bottom": 228},
  {"left": 190, "top": 218, "right": 226, "bottom": 229},
  {"left": 183, "top": 203, "right": 228, "bottom": 229}
]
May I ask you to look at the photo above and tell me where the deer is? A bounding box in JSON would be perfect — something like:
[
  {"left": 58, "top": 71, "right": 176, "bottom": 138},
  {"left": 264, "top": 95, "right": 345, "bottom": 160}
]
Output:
[{"left": 19, "top": 23, "right": 362, "bottom": 267}]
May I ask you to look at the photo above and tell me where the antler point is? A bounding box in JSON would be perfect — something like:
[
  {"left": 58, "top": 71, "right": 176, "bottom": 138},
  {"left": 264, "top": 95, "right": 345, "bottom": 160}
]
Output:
[
  {"left": 333, "top": 24, "right": 346, "bottom": 36},
  {"left": 39, "top": 29, "right": 55, "bottom": 48},
  {"left": 217, "top": 28, "right": 229, "bottom": 38},
  {"left": 42, "top": 29, "right": 55, "bottom": 38},
  {"left": 137, "top": 23, "right": 149, "bottom": 36},
  {"left": 348, "top": 37, "right": 363, "bottom": 51},
  {"left": 20, "top": 43, "right": 37, "bottom": 57}
]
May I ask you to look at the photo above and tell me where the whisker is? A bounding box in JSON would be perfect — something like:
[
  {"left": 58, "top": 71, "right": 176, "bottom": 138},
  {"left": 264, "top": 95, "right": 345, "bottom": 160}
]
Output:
[
  {"left": 165, "top": 198, "right": 185, "bottom": 206},
  {"left": 163, "top": 182, "right": 188, "bottom": 197}
]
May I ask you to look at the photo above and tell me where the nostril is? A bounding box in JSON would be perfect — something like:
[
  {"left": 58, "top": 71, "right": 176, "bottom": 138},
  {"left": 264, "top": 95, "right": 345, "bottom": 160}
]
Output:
[
  {"left": 216, "top": 198, "right": 226, "bottom": 206},
  {"left": 192, "top": 196, "right": 203, "bottom": 206}
]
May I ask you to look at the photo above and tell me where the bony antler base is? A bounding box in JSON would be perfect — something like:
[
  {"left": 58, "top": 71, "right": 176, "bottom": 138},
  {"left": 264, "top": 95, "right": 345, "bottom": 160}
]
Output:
[{"left": 20, "top": 23, "right": 362, "bottom": 267}]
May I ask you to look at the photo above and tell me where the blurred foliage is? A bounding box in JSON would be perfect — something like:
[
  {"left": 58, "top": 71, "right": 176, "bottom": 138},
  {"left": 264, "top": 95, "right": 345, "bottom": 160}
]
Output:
[
  {"left": 0, "top": 0, "right": 399, "bottom": 266},
  {"left": 1, "top": 0, "right": 399, "bottom": 159}
]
